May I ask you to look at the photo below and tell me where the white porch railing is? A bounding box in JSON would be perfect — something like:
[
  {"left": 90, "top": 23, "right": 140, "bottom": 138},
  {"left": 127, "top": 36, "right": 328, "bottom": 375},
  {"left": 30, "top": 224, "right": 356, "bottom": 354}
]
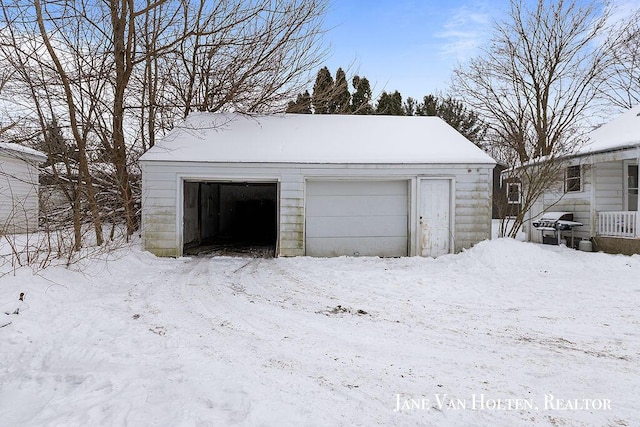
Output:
[{"left": 597, "top": 211, "right": 640, "bottom": 238}]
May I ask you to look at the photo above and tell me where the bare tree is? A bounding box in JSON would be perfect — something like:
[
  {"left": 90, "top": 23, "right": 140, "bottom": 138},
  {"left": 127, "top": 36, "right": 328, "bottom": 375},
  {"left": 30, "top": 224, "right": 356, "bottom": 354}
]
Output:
[
  {"left": 600, "top": 10, "right": 640, "bottom": 110},
  {"left": 0, "top": 1, "right": 102, "bottom": 250},
  {"left": 492, "top": 150, "right": 568, "bottom": 238},
  {"left": 33, "top": 0, "right": 106, "bottom": 247},
  {"left": 0, "top": 68, "right": 17, "bottom": 135},
  {"left": 168, "top": 0, "right": 327, "bottom": 117},
  {"left": 0, "top": 0, "right": 327, "bottom": 250},
  {"left": 452, "top": 0, "right": 631, "bottom": 237}
]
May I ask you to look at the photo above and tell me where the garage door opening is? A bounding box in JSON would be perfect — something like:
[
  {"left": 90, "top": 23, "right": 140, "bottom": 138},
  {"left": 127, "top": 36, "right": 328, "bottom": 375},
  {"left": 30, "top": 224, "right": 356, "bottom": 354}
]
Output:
[{"left": 183, "top": 181, "right": 278, "bottom": 257}]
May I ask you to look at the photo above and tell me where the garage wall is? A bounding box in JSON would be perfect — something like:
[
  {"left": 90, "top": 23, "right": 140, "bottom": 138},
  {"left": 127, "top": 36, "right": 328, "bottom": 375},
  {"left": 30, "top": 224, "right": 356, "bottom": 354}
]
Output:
[
  {"left": 200, "top": 183, "right": 220, "bottom": 240},
  {"left": 183, "top": 182, "right": 199, "bottom": 245},
  {"left": 141, "top": 161, "right": 493, "bottom": 257},
  {"left": 453, "top": 166, "right": 493, "bottom": 250},
  {"left": 182, "top": 182, "right": 223, "bottom": 246},
  {"left": 141, "top": 165, "right": 181, "bottom": 256}
]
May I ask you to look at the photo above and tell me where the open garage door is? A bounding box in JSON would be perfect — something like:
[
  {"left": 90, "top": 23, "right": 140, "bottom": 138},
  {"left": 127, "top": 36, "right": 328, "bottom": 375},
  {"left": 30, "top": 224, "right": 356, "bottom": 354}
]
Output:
[
  {"left": 183, "top": 181, "right": 277, "bottom": 256},
  {"left": 305, "top": 180, "right": 408, "bottom": 257}
]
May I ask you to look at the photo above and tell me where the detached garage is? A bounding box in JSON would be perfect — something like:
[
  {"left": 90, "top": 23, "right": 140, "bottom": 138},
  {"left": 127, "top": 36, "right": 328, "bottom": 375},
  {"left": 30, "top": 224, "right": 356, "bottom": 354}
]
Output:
[{"left": 140, "top": 113, "right": 495, "bottom": 258}]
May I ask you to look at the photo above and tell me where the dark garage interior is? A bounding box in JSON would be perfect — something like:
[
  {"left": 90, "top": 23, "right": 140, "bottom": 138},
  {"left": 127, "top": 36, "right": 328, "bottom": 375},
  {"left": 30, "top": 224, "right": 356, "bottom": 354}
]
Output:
[{"left": 183, "top": 181, "right": 278, "bottom": 256}]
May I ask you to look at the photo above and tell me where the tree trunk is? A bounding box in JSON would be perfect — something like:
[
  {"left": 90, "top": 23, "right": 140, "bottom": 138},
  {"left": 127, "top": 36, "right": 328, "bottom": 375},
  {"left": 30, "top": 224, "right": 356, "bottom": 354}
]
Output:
[
  {"left": 111, "top": 0, "right": 138, "bottom": 236},
  {"left": 34, "top": 0, "right": 103, "bottom": 247}
]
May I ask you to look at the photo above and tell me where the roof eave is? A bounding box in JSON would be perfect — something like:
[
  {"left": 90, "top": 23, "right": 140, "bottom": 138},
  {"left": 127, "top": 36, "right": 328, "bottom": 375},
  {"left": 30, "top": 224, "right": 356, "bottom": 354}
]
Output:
[
  {"left": 139, "top": 158, "right": 496, "bottom": 165},
  {"left": 570, "top": 141, "right": 640, "bottom": 160}
]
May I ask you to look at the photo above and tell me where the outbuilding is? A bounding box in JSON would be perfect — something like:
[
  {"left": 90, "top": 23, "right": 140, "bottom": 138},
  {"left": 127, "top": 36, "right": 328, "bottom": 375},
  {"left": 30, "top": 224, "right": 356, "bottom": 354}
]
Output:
[
  {"left": 140, "top": 113, "right": 495, "bottom": 257},
  {"left": 0, "top": 143, "right": 46, "bottom": 234}
]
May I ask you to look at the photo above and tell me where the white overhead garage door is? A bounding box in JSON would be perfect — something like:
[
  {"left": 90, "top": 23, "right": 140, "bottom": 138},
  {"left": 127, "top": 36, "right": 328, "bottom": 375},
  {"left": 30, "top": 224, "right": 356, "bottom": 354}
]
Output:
[{"left": 305, "top": 180, "right": 408, "bottom": 257}]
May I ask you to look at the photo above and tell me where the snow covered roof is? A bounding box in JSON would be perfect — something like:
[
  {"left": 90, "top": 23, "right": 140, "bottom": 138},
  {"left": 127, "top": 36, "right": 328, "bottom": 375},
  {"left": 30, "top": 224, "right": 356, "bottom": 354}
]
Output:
[
  {"left": 0, "top": 142, "right": 46, "bottom": 161},
  {"left": 576, "top": 105, "right": 640, "bottom": 155},
  {"left": 140, "top": 113, "right": 496, "bottom": 165}
]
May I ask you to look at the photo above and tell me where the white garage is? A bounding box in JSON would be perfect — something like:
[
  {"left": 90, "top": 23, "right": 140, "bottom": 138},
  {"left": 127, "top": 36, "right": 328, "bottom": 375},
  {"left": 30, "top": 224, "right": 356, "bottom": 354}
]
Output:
[{"left": 140, "top": 113, "right": 495, "bottom": 258}]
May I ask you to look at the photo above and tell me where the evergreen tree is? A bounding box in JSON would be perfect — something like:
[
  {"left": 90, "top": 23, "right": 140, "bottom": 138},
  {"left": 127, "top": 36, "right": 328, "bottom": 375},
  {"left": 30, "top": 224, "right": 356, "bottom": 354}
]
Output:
[
  {"left": 332, "top": 68, "right": 351, "bottom": 113},
  {"left": 375, "top": 90, "right": 404, "bottom": 115},
  {"left": 312, "top": 66, "right": 334, "bottom": 114},
  {"left": 403, "top": 97, "right": 417, "bottom": 116},
  {"left": 415, "top": 94, "right": 438, "bottom": 116},
  {"left": 286, "top": 90, "right": 312, "bottom": 113},
  {"left": 39, "top": 118, "right": 78, "bottom": 165},
  {"left": 287, "top": 67, "right": 373, "bottom": 115},
  {"left": 415, "top": 94, "right": 486, "bottom": 144},
  {"left": 351, "top": 75, "right": 374, "bottom": 114},
  {"left": 437, "top": 97, "right": 486, "bottom": 144}
]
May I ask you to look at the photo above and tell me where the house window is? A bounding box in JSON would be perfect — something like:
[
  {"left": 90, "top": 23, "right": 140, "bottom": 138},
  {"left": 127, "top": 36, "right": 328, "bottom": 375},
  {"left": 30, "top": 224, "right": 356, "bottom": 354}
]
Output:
[
  {"left": 564, "top": 165, "right": 581, "bottom": 193},
  {"left": 507, "top": 182, "right": 521, "bottom": 204}
]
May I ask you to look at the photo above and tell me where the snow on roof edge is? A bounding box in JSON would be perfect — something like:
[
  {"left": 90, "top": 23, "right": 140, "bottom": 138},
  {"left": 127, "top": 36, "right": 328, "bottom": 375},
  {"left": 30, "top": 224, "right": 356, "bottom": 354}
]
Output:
[
  {"left": 139, "top": 158, "right": 497, "bottom": 165},
  {"left": 140, "top": 113, "right": 496, "bottom": 165},
  {"left": 0, "top": 142, "right": 47, "bottom": 161},
  {"left": 575, "top": 105, "right": 640, "bottom": 156},
  {"left": 574, "top": 141, "right": 640, "bottom": 158}
]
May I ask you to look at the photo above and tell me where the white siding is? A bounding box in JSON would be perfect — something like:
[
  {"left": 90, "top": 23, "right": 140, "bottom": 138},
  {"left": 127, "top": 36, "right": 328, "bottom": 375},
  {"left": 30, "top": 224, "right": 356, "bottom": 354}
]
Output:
[
  {"left": 141, "top": 166, "right": 179, "bottom": 256},
  {"left": 453, "top": 168, "right": 492, "bottom": 250},
  {"left": 595, "top": 161, "right": 624, "bottom": 212},
  {"left": 141, "top": 161, "right": 493, "bottom": 257},
  {"left": 0, "top": 155, "right": 41, "bottom": 234},
  {"left": 530, "top": 160, "right": 627, "bottom": 241}
]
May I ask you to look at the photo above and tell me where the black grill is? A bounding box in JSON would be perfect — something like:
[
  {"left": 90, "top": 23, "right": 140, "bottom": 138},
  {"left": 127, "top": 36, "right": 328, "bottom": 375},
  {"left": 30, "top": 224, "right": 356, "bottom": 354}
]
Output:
[{"left": 533, "top": 212, "right": 582, "bottom": 246}]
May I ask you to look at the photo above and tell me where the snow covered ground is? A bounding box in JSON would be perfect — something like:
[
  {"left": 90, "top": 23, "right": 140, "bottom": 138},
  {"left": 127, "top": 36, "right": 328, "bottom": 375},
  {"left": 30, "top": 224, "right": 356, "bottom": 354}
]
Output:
[{"left": 1, "top": 238, "right": 639, "bottom": 426}]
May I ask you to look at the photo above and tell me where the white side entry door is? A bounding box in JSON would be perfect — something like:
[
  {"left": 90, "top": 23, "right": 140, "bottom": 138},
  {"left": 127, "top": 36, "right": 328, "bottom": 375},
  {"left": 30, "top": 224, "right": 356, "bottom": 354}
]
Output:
[{"left": 418, "top": 179, "right": 451, "bottom": 257}]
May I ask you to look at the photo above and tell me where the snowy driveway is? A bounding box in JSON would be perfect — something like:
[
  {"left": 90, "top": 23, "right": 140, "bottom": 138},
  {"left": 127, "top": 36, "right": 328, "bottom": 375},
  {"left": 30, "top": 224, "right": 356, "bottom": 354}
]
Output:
[{"left": 1, "top": 239, "right": 639, "bottom": 426}]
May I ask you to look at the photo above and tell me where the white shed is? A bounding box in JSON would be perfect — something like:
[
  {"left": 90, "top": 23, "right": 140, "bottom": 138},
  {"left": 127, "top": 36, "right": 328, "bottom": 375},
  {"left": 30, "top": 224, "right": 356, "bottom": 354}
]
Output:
[
  {"left": 140, "top": 113, "right": 496, "bottom": 257},
  {"left": 0, "top": 143, "right": 46, "bottom": 234}
]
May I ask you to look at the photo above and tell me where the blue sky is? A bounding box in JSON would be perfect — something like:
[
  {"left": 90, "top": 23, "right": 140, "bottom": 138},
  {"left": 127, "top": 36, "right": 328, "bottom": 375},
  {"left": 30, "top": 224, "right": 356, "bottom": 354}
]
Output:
[
  {"left": 321, "top": 0, "right": 636, "bottom": 101},
  {"left": 322, "top": 0, "right": 509, "bottom": 100}
]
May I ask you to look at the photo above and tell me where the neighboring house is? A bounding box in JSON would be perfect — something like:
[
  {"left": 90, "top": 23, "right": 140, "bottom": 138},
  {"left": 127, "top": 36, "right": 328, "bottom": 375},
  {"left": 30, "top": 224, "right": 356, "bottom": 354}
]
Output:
[
  {"left": 0, "top": 143, "right": 47, "bottom": 234},
  {"left": 525, "top": 106, "right": 640, "bottom": 254},
  {"left": 140, "top": 113, "right": 496, "bottom": 258}
]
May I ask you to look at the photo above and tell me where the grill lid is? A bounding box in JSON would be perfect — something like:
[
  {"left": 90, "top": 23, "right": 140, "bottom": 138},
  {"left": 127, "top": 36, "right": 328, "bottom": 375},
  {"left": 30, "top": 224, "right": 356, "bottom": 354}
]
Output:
[
  {"left": 532, "top": 212, "right": 582, "bottom": 230},
  {"left": 537, "top": 212, "right": 574, "bottom": 221}
]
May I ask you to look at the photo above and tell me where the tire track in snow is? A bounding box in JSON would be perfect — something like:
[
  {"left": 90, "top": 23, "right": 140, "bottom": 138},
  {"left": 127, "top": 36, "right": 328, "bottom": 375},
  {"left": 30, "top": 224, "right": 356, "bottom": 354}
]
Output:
[
  {"left": 178, "top": 257, "right": 264, "bottom": 335},
  {"left": 175, "top": 257, "right": 329, "bottom": 423}
]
